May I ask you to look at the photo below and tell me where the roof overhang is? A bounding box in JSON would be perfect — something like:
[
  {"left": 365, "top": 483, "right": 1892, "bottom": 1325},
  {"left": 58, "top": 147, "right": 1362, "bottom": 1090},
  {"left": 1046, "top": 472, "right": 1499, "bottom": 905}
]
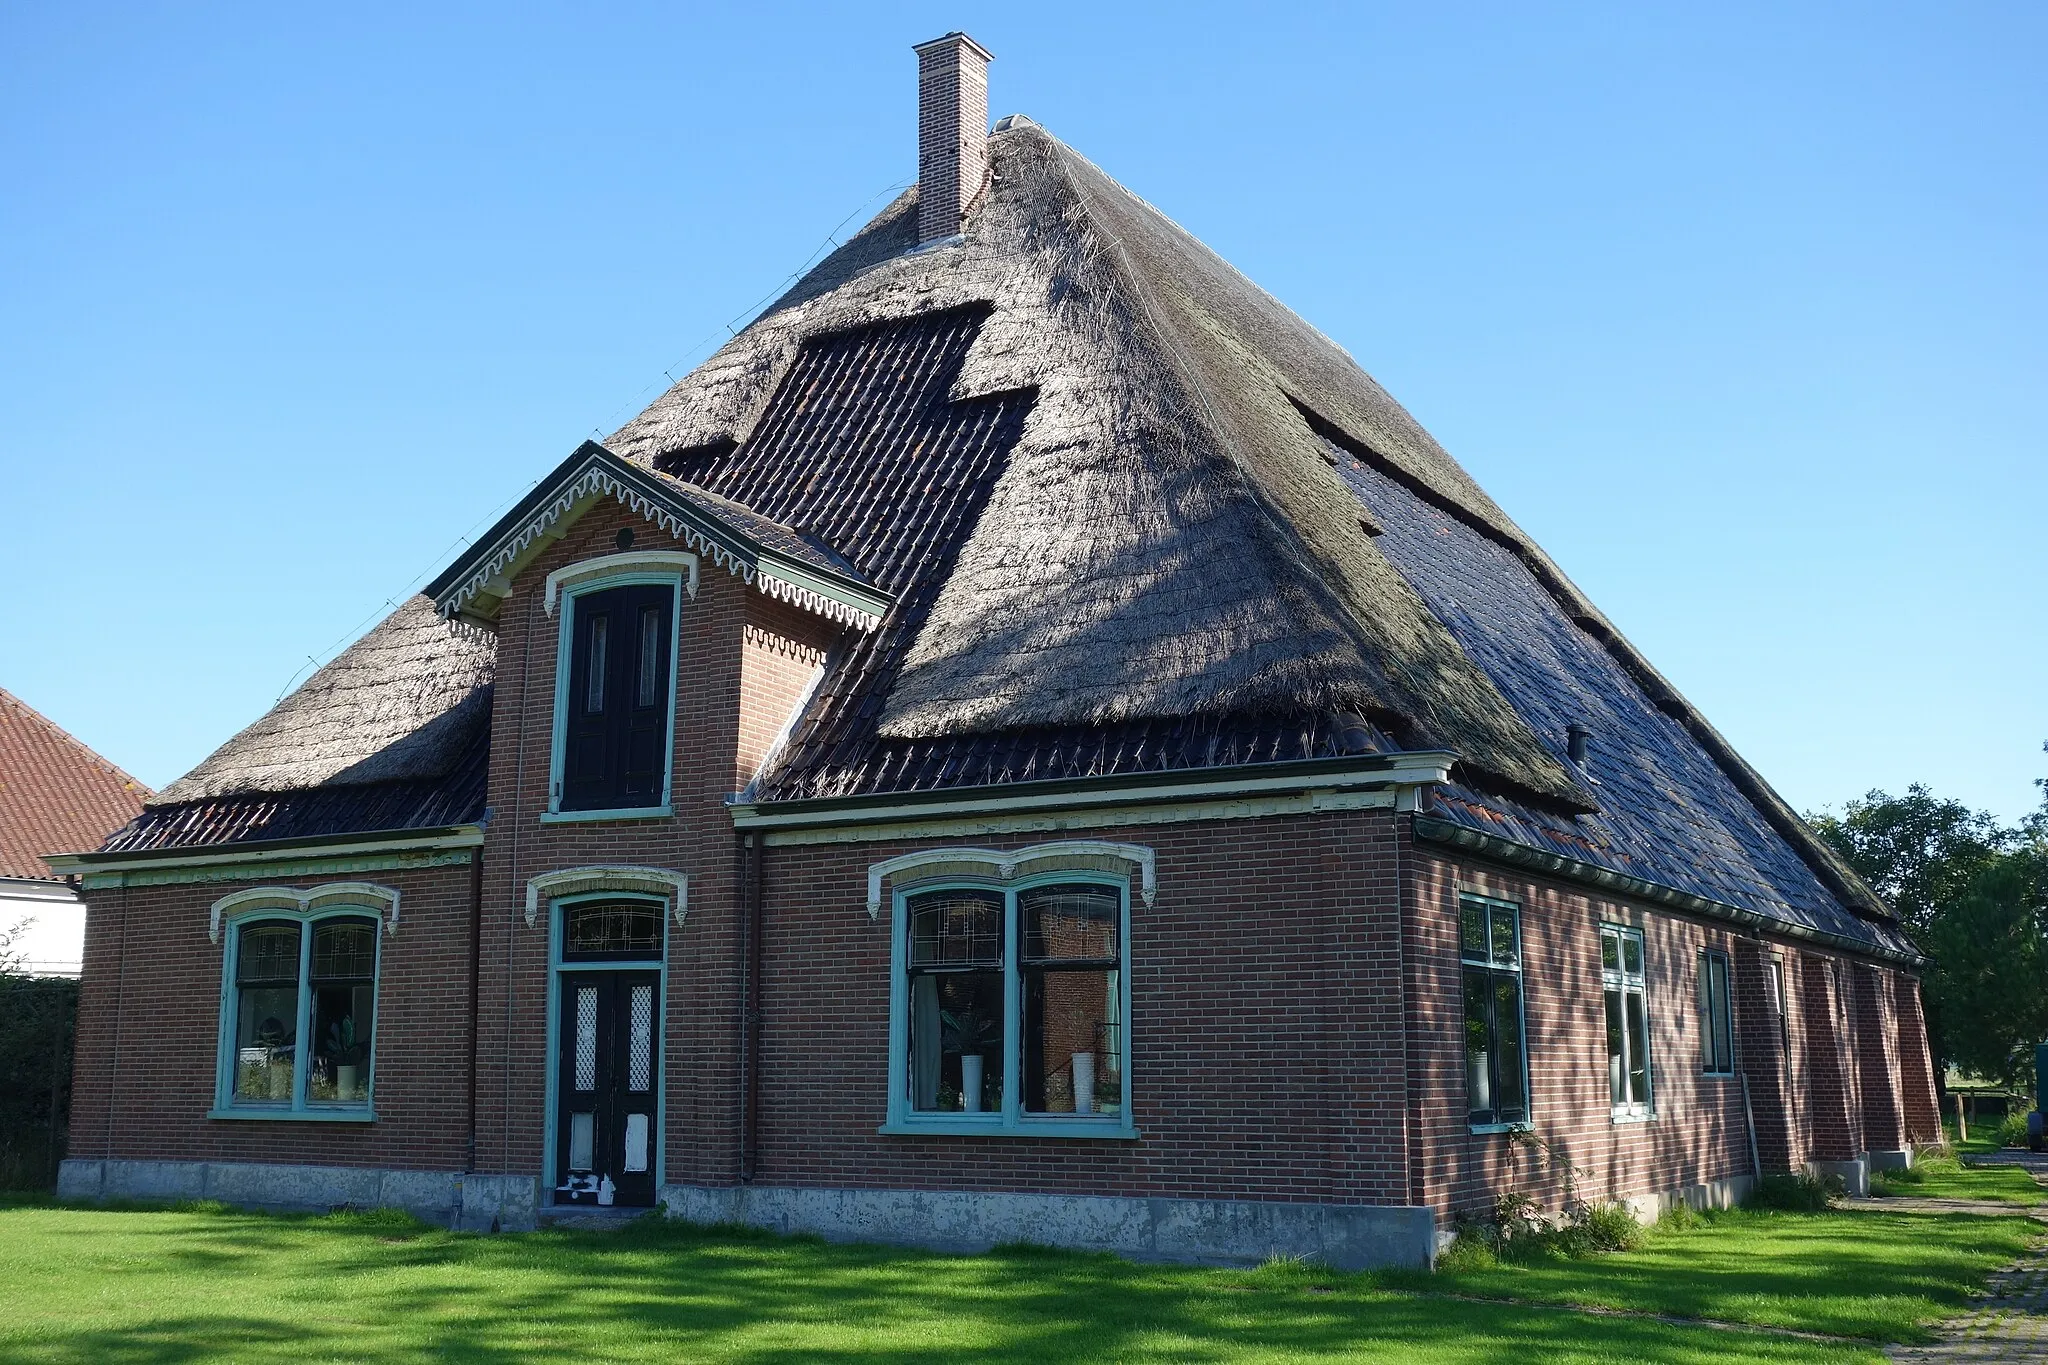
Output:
[
  {"left": 42, "top": 822, "right": 486, "bottom": 880},
  {"left": 1411, "top": 815, "right": 1928, "bottom": 970},
  {"left": 729, "top": 750, "right": 1459, "bottom": 836},
  {"left": 424, "top": 441, "right": 893, "bottom": 632}
]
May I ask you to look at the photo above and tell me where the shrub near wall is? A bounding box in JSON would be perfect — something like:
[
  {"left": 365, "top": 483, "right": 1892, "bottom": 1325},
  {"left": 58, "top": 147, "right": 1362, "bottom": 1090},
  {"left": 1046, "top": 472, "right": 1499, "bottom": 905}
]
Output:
[{"left": 0, "top": 975, "right": 75, "bottom": 1190}]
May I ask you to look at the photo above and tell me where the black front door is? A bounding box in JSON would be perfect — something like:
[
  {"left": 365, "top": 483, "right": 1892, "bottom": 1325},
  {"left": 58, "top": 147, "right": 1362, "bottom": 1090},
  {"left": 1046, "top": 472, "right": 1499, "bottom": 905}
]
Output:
[{"left": 555, "top": 970, "right": 660, "bottom": 1207}]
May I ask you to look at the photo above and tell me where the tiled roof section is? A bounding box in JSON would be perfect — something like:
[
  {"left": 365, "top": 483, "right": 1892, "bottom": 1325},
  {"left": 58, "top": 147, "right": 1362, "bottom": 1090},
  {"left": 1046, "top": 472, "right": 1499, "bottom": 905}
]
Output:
[
  {"left": 1329, "top": 440, "right": 1888, "bottom": 948},
  {"left": 99, "top": 713, "right": 489, "bottom": 854},
  {"left": 0, "top": 689, "right": 150, "bottom": 877},
  {"left": 659, "top": 305, "right": 1409, "bottom": 800},
  {"left": 646, "top": 472, "right": 870, "bottom": 585}
]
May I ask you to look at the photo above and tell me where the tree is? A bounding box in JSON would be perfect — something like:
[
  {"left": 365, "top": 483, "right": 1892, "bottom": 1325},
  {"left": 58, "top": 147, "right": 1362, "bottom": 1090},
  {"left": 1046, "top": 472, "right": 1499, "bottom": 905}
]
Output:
[{"left": 1811, "top": 755, "right": 2048, "bottom": 1092}]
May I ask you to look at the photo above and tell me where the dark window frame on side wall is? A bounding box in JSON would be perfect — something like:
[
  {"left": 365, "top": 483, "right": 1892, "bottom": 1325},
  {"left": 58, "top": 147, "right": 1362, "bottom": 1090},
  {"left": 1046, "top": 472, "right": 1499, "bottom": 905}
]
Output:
[
  {"left": 1601, "top": 922, "right": 1654, "bottom": 1121},
  {"left": 1460, "top": 891, "right": 1530, "bottom": 1132},
  {"left": 1698, "top": 948, "right": 1736, "bottom": 1077}
]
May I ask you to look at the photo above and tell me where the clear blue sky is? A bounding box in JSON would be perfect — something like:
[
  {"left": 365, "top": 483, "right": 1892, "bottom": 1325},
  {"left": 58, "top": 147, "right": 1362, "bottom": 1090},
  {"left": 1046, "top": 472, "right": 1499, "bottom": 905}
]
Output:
[{"left": 3, "top": 2, "right": 2041, "bottom": 824}]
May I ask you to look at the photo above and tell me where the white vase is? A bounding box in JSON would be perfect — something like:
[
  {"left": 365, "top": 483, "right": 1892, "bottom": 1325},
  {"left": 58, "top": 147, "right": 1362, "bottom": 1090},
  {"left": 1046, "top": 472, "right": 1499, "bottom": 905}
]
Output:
[
  {"left": 336, "top": 1064, "right": 360, "bottom": 1101},
  {"left": 960, "top": 1054, "right": 984, "bottom": 1112},
  {"left": 1071, "top": 1052, "right": 1096, "bottom": 1114},
  {"left": 267, "top": 1060, "right": 293, "bottom": 1100}
]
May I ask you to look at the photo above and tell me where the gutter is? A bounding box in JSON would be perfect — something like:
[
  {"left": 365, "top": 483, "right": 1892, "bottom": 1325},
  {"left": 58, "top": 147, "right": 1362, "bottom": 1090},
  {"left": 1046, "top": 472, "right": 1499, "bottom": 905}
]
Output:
[
  {"left": 728, "top": 751, "right": 1459, "bottom": 833},
  {"left": 1410, "top": 815, "right": 1927, "bottom": 970},
  {"left": 44, "top": 823, "right": 487, "bottom": 878}
]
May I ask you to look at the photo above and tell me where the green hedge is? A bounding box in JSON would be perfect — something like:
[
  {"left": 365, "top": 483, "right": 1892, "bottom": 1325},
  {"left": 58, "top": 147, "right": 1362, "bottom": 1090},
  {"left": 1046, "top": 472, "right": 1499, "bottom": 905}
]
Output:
[{"left": 0, "top": 975, "right": 76, "bottom": 1191}]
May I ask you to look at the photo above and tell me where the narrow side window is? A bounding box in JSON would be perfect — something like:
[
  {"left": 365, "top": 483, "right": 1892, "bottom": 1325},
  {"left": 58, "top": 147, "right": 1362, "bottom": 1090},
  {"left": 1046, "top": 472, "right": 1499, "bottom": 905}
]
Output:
[
  {"left": 1460, "top": 893, "right": 1527, "bottom": 1127},
  {"left": 1698, "top": 950, "right": 1734, "bottom": 1075},
  {"left": 1601, "top": 924, "right": 1652, "bottom": 1118}
]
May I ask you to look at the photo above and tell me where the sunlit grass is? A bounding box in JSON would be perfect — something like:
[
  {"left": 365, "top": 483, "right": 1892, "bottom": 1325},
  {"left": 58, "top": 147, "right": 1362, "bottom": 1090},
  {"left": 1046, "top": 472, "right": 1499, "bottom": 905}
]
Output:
[
  {"left": 1384, "top": 1200, "right": 2038, "bottom": 1344},
  {"left": 0, "top": 1198, "right": 1890, "bottom": 1363}
]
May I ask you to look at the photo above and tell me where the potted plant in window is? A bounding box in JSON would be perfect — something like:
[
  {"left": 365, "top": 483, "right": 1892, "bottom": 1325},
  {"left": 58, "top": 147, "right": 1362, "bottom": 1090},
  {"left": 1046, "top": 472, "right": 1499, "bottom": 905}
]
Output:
[
  {"left": 325, "top": 1017, "right": 368, "bottom": 1101},
  {"left": 941, "top": 1008, "right": 998, "bottom": 1113}
]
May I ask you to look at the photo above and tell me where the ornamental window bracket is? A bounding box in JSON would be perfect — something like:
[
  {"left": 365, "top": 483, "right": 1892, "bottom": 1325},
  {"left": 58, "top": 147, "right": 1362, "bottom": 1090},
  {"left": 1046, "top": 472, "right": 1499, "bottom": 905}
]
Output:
[
  {"left": 864, "top": 841, "right": 1158, "bottom": 921},
  {"left": 209, "top": 882, "right": 401, "bottom": 944},
  {"left": 525, "top": 866, "right": 690, "bottom": 929}
]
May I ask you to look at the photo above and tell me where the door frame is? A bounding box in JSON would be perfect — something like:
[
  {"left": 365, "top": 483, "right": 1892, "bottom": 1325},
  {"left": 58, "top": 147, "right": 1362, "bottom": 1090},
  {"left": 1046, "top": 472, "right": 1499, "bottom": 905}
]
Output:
[{"left": 542, "top": 891, "right": 668, "bottom": 1203}]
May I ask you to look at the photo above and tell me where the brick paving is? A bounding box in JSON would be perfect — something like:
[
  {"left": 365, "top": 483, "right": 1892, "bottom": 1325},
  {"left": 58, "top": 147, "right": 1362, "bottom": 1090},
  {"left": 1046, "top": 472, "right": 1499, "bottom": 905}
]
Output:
[{"left": 1886, "top": 1151, "right": 2048, "bottom": 1362}]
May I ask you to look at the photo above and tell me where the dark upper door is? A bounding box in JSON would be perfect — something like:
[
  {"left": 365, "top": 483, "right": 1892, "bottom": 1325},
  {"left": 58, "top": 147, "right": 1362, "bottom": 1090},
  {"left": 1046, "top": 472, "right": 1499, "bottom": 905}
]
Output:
[
  {"left": 561, "top": 583, "right": 673, "bottom": 812},
  {"left": 555, "top": 969, "right": 661, "bottom": 1207}
]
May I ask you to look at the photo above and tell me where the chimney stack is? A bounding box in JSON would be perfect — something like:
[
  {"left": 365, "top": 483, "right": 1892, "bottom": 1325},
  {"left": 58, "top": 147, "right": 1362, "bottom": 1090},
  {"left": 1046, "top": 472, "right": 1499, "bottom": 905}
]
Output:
[{"left": 914, "top": 32, "right": 994, "bottom": 244}]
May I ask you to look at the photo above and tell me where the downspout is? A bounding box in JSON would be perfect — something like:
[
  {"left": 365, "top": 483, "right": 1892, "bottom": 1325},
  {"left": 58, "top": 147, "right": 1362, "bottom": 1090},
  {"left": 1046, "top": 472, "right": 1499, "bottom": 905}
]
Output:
[
  {"left": 738, "top": 832, "right": 765, "bottom": 1184},
  {"left": 465, "top": 844, "right": 484, "bottom": 1172}
]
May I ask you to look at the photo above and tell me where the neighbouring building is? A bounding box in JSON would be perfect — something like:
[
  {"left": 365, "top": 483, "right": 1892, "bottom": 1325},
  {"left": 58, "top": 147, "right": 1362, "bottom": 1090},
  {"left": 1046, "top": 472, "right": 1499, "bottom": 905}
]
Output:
[
  {"left": 50, "top": 35, "right": 1941, "bottom": 1268},
  {"left": 1, "top": 689, "right": 148, "bottom": 977}
]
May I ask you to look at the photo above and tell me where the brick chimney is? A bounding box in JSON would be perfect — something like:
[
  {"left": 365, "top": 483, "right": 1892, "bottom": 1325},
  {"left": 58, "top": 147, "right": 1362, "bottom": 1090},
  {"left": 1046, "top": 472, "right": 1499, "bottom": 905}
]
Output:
[{"left": 914, "top": 32, "right": 994, "bottom": 244}]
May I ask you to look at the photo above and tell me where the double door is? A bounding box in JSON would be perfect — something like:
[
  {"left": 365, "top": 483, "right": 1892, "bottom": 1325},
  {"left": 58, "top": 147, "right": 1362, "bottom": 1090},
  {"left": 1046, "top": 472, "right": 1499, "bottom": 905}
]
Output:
[{"left": 554, "top": 970, "right": 659, "bottom": 1207}]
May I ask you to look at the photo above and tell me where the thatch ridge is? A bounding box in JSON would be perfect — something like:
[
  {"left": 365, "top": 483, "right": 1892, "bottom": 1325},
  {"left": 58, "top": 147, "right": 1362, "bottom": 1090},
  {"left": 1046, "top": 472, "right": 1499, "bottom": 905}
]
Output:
[{"left": 151, "top": 596, "right": 495, "bottom": 805}]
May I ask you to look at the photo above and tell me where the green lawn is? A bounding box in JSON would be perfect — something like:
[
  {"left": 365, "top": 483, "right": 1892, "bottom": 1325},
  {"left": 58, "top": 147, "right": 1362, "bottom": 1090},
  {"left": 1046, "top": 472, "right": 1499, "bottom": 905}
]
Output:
[
  {"left": 1872, "top": 1152, "right": 2043, "bottom": 1204},
  {"left": 1386, "top": 1204, "right": 2037, "bottom": 1344},
  {"left": 0, "top": 1187, "right": 2036, "bottom": 1363}
]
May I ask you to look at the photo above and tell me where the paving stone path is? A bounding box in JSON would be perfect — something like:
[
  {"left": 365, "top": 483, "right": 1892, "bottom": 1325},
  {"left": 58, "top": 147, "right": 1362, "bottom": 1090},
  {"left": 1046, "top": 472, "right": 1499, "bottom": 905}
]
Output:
[{"left": 1885, "top": 1152, "right": 2048, "bottom": 1362}]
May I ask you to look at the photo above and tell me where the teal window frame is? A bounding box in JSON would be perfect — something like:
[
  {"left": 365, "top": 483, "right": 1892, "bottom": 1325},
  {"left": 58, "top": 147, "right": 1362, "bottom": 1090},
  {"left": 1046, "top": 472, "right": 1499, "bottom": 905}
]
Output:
[
  {"left": 881, "top": 871, "right": 1138, "bottom": 1140},
  {"left": 1601, "top": 922, "right": 1655, "bottom": 1121},
  {"left": 210, "top": 905, "right": 381, "bottom": 1123},
  {"left": 1698, "top": 949, "right": 1735, "bottom": 1077},
  {"left": 541, "top": 891, "right": 670, "bottom": 1199},
  {"left": 543, "top": 569, "right": 684, "bottom": 823},
  {"left": 1460, "top": 891, "right": 1532, "bottom": 1133}
]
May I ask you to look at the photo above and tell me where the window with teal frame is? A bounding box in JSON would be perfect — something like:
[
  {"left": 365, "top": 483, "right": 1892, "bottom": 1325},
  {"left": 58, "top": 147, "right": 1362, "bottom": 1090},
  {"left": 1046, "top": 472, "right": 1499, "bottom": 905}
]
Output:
[
  {"left": 884, "top": 873, "right": 1137, "bottom": 1139},
  {"left": 1460, "top": 892, "right": 1529, "bottom": 1129},
  {"left": 213, "top": 908, "right": 380, "bottom": 1120}
]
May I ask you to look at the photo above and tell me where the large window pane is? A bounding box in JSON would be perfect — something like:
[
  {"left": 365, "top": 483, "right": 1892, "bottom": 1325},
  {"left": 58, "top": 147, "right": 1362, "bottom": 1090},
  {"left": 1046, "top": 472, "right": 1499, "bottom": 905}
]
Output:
[
  {"left": 310, "top": 918, "right": 376, "bottom": 1104},
  {"left": 906, "top": 890, "right": 1006, "bottom": 1114},
  {"left": 1021, "top": 885, "right": 1121, "bottom": 1116},
  {"left": 1605, "top": 987, "right": 1627, "bottom": 1106},
  {"left": 909, "top": 969, "right": 1003, "bottom": 1112},
  {"left": 1625, "top": 991, "right": 1650, "bottom": 1105},
  {"left": 234, "top": 921, "right": 300, "bottom": 1103},
  {"left": 1464, "top": 965, "right": 1494, "bottom": 1121},
  {"left": 1492, "top": 973, "right": 1525, "bottom": 1121}
]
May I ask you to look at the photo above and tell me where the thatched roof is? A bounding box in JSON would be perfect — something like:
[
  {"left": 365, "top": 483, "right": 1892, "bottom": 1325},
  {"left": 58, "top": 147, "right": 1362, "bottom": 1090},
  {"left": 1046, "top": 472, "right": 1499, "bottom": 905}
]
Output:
[
  {"left": 111, "top": 116, "right": 1889, "bottom": 939},
  {"left": 150, "top": 596, "right": 494, "bottom": 806},
  {"left": 611, "top": 121, "right": 1588, "bottom": 809}
]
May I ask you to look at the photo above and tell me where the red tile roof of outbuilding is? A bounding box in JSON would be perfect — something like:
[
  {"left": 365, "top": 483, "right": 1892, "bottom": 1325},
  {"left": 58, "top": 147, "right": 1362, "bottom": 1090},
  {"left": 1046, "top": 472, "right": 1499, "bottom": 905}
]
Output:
[{"left": 0, "top": 689, "right": 149, "bottom": 880}]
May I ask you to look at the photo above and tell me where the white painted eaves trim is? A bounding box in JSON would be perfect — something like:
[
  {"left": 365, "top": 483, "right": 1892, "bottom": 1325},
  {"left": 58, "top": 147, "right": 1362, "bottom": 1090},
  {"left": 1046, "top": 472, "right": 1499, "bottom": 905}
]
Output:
[
  {"left": 46, "top": 826, "right": 486, "bottom": 878},
  {"left": 438, "top": 452, "right": 888, "bottom": 632},
  {"left": 732, "top": 751, "right": 1457, "bottom": 833}
]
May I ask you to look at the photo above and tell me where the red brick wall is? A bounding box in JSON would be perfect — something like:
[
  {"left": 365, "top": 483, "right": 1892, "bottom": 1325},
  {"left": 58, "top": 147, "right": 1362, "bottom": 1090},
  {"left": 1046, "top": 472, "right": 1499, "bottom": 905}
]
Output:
[
  {"left": 1893, "top": 974, "right": 1944, "bottom": 1145},
  {"left": 750, "top": 809, "right": 1415, "bottom": 1205},
  {"left": 473, "top": 503, "right": 841, "bottom": 1190},
  {"left": 1406, "top": 847, "right": 1757, "bottom": 1216},
  {"left": 69, "top": 859, "right": 476, "bottom": 1171}
]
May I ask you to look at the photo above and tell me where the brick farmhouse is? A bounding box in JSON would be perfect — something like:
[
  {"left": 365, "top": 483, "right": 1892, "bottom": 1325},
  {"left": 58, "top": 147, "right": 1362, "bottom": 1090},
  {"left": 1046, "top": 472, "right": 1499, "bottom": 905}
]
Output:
[{"left": 51, "top": 35, "right": 1939, "bottom": 1268}]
